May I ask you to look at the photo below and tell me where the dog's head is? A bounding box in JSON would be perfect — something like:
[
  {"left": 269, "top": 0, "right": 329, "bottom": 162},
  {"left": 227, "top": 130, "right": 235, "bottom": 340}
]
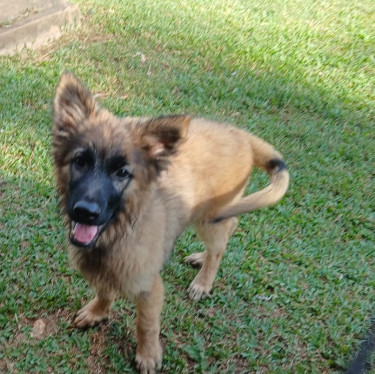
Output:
[{"left": 52, "top": 73, "right": 190, "bottom": 248}]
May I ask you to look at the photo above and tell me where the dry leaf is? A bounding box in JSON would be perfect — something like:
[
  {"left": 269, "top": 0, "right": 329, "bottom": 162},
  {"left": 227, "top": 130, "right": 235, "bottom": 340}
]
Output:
[{"left": 31, "top": 319, "right": 46, "bottom": 338}]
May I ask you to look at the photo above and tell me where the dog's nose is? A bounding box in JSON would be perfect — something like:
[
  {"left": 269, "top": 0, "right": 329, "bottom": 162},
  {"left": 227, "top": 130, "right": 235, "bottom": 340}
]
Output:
[{"left": 73, "top": 201, "right": 101, "bottom": 222}]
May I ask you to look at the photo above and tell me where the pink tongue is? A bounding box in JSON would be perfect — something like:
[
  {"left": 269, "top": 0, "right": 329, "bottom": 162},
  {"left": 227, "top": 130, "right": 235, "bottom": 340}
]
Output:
[{"left": 73, "top": 223, "right": 99, "bottom": 244}]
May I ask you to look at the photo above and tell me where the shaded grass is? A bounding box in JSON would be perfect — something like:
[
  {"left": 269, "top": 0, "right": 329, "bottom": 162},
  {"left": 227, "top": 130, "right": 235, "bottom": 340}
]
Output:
[{"left": 0, "top": 0, "right": 374, "bottom": 372}]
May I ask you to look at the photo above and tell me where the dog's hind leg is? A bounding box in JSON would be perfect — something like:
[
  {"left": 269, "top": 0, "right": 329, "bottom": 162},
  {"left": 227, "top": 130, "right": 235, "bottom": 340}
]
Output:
[
  {"left": 187, "top": 217, "right": 238, "bottom": 300},
  {"left": 74, "top": 287, "right": 115, "bottom": 328}
]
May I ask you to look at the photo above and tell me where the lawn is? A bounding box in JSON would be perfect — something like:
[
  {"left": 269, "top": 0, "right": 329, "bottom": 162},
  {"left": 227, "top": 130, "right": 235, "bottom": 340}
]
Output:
[{"left": 0, "top": 0, "right": 374, "bottom": 372}]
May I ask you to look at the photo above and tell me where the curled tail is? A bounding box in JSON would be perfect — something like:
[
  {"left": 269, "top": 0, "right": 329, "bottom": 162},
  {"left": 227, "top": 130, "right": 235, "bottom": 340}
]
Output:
[{"left": 213, "top": 135, "right": 289, "bottom": 222}]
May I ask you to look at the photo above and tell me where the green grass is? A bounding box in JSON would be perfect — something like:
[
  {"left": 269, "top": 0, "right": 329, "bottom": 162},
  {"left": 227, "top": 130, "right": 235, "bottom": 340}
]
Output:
[{"left": 0, "top": 0, "right": 374, "bottom": 372}]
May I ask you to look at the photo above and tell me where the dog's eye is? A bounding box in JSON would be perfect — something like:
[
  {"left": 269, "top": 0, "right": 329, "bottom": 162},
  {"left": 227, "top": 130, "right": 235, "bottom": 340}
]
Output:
[
  {"left": 116, "top": 167, "right": 131, "bottom": 179},
  {"left": 74, "top": 156, "right": 86, "bottom": 168}
]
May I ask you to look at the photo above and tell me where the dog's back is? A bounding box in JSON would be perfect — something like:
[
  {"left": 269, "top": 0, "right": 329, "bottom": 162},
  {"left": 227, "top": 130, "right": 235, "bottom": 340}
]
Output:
[{"left": 161, "top": 118, "right": 288, "bottom": 224}]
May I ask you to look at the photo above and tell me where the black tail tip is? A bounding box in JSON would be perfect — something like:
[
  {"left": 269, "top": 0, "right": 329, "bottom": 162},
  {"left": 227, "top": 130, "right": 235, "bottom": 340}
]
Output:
[
  {"left": 268, "top": 159, "right": 287, "bottom": 172},
  {"left": 211, "top": 216, "right": 225, "bottom": 223}
]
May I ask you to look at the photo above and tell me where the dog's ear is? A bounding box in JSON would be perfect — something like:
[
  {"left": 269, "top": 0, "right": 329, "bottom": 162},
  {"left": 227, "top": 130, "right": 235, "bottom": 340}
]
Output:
[
  {"left": 53, "top": 73, "right": 97, "bottom": 130},
  {"left": 140, "top": 115, "right": 191, "bottom": 159}
]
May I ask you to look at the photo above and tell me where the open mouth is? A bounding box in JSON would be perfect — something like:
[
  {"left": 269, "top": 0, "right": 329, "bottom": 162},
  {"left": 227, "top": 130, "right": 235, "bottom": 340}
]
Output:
[{"left": 70, "top": 221, "right": 105, "bottom": 248}]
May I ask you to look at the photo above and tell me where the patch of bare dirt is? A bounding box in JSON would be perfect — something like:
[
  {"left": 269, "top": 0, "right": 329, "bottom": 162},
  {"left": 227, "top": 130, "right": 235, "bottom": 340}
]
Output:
[{"left": 0, "top": 179, "right": 6, "bottom": 198}]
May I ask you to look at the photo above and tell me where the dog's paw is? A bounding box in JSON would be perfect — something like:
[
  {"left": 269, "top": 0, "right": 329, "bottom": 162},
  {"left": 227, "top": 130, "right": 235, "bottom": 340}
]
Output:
[
  {"left": 188, "top": 280, "right": 212, "bottom": 301},
  {"left": 184, "top": 251, "right": 206, "bottom": 267},
  {"left": 74, "top": 298, "right": 109, "bottom": 328},
  {"left": 135, "top": 346, "right": 162, "bottom": 374}
]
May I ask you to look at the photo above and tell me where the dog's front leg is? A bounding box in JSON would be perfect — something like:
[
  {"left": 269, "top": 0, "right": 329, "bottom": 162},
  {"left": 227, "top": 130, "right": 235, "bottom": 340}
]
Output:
[
  {"left": 74, "top": 287, "right": 115, "bottom": 328},
  {"left": 135, "top": 274, "right": 164, "bottom": 374}
]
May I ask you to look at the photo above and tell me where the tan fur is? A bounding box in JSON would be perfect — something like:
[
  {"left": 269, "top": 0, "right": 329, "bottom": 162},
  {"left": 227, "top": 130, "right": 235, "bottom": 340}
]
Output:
[{"left": 52, "top": 73, "right": 289, "bottom": 373}]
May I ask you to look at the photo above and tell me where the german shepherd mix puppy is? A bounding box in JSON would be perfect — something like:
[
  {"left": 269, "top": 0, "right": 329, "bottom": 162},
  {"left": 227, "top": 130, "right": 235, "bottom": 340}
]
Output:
[{"left": 52, "top": 73, "right": 289, "bottom": 373}]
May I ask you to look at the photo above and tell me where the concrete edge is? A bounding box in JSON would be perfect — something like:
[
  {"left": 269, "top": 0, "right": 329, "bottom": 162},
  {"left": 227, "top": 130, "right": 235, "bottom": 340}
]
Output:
[{"left": 0, "top": 1, "right": 80, "bottom": 56}]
